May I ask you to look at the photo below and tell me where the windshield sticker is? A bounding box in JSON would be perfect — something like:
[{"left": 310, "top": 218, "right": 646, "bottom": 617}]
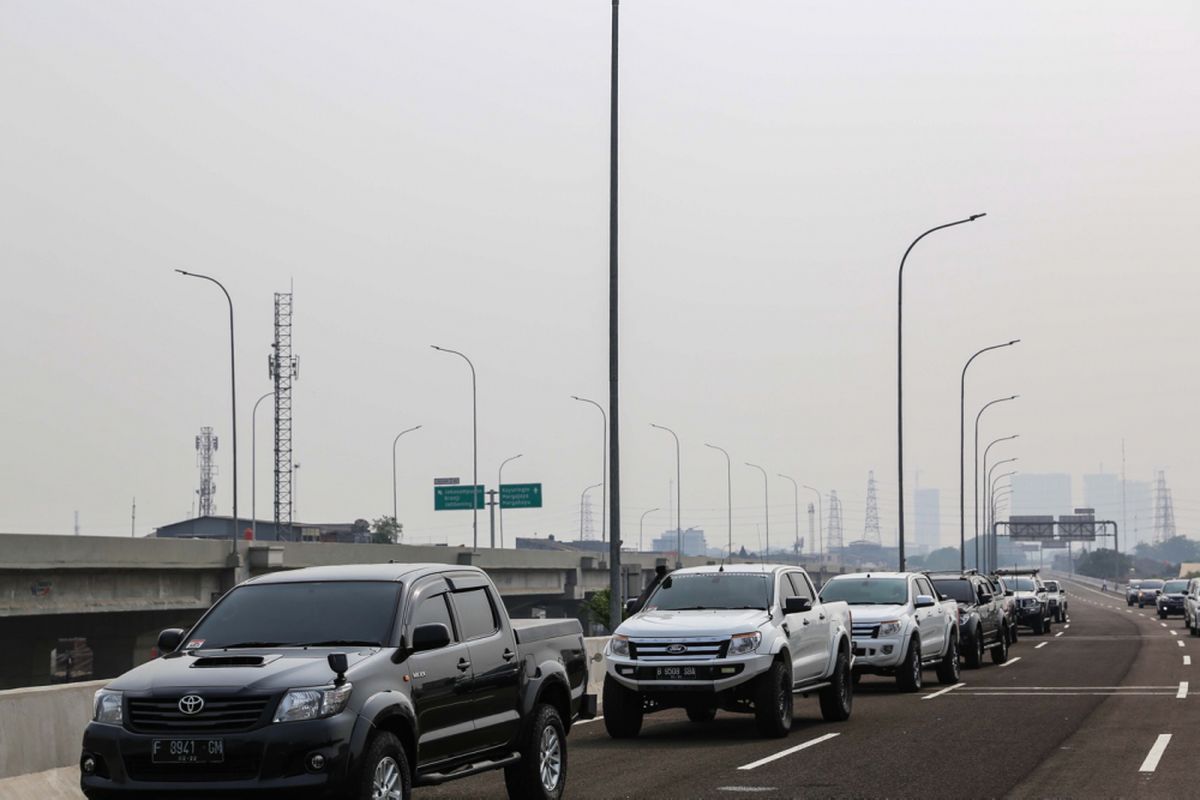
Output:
[{"left": 185, "top": 639, "right": 205, "bottom": 650}]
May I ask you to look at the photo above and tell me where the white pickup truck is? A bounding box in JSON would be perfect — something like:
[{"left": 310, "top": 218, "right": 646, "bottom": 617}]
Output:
[
  {"left": 603, "top": 564, "right": 854, "bottom": 739},
  {"left": 820, "top": 572, "right": 959, "bottom": 691}
]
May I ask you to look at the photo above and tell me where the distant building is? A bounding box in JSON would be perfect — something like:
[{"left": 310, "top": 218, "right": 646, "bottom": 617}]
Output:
[
  {"left": 1125, "top": 480, "right": 1154, "bottom": 549},
  {"left": 1010, "top": 474, "right": 1072, "bottom": 518},
  {"left": 914, "top": 489, "right": 941, "bottom": 552},
  {"left": 154, "top": 515, "right": 365, "bottom": 543},
  {"left": 1082, "top": 474, "right": 1122, "bottom": 524},
  {"left": 515, "top": 535, "right": 608, "bottom": 553},
  {"left": 651, "top": 527, "right": 707, "bottom": 557}
]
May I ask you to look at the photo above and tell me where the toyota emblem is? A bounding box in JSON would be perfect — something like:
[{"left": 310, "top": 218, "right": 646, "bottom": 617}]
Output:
[
  {"left": 178, "top": 695, "right": 205, "bottom": 715},
  {"left": 666, "top": 644, "right": 688, "bottom": 655}
]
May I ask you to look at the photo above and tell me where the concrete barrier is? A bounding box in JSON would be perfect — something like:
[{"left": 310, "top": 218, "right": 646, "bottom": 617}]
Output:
[
  {"left": 0, "top": 680, "right": 103, "bottom": 779},
  {"left": 584, "top": 636, "right": 609, "bottom": 697}
]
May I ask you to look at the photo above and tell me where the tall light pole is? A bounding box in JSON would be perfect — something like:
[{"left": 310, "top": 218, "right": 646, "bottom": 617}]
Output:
[
  {"left": 779, "top": 474, "right": 800, "bottom": 557},
  {"left": 638, "top": 507, "right": 659, "bottom": 553},
  {"left": 974, "top": 396, "right": 1018, "bottom": 565},
  {"left": 746, "top": 463, "right": 769, "bottom": 556},
  {"left": 802, "top": 485, "right": 824, "bottom": 562},
  {"left": 607, "top": 0, "right": 623, "bottom": 644},
  {"left": 705, "top": 443, "right": 732, "bottom": 557},
  {"left": 580, "top": 483, "right": 602, "bottom": 540},
  {"left": 572, "top": 396, "right": 607, "bottom": 544},
  {"left": 497, "top": 453, "right": 522, "bottom": 548},
  {"left": 990, "top": 477, "right": 1016, "bottom": 569},
  {"left": 650, "top": 424, "right": 681, "bottom": 567},
  {"left": 896, "top": 213, "right": 986, "bottom": 571},
  {"left": 176, "top": 270, "right": 239, "bottom": 547},
  {"left": 251, "top": 391, "right": 273, "bottom": 541},
  {"left": 959, "top": 341, "right": 1019, "bottom": 570},
  {"left": 985, "top": 457, "right": 1018, "bottom": 570},
  {"left": 392, "top": 425, "right": 422, "bottom": 533},
  {"left": 431, "top": 345, "right": 479, "bottom": 549}
]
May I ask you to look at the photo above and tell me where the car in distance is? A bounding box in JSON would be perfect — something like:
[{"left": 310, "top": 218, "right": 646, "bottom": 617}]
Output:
[
  {"left": 1183, "top": 578, "right": 1200, "bottom": 636},
  {"left": 820, "top": 572, "right": 959, "bottom": 691},
  {"left": 603, "top": 564, "right": 854, "bottom": 740},
  {"left": 1156, "top": 579, "right": 1189, "bottom": 619},
  {"left": 929, "top": 571, "right": 1009, "bottom": 667},
  {"left": 1126, "top": 580, "right": 1144, "bottom": 606},
  {"left": 992, "top": 576, "right": 1020, "bottom": 644},
  {"left": 996, "top": 569, "right": 1052, "bottom": 635},
  {"left": 1043, "top": 580, "right": 1068, "bottom": 623},
  {"left": 1137, "top": 579, "right": 1165, "bottom": 608},
  {"left": 81, "top": 564, "right": 594, "bottom": 800}
]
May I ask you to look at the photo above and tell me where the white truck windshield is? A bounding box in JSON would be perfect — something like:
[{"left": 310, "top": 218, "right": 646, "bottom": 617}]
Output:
[
  {"left": 645, "top": 573, "right": 770, "bottom": 611},
  {"left": 821, "top": 578, "right": 908, "bottom": 605}
]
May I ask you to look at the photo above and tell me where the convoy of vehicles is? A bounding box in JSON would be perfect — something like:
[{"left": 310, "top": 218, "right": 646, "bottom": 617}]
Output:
[
  {"left": 81, "top": 564, "right": 593, "bottom": 800},
  {"left": 930, "top": 571, "right": 1009, "bottom": 667}
]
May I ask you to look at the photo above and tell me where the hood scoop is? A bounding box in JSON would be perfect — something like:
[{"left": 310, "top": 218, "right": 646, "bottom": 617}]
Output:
[{"left": 191, "top": 654, "right": 282, "bottom": 668}]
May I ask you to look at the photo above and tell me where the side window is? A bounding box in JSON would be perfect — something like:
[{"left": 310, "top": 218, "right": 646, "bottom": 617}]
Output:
[
  {"left": 452, "top": 588, "right": 500, "bottom": 641},
  {"left": 788, "top": 573, "right": 815, "bottom": 602},
  {"left": 916, "top": 578, "right": 935, "bottom": 599},
  {"left": 976, "top": 580, "right": 991, "bottom": 603},
  {"left": 411, "top": 593, "right": 458, "bottom": 643},
  {"left": 780, "top": 574, "right": 800, "bottom": 606}
]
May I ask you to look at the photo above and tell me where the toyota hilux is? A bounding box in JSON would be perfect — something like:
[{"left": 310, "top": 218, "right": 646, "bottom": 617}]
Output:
[{"left": 996, "top": 569, "right": 1052, "bottom": 635}]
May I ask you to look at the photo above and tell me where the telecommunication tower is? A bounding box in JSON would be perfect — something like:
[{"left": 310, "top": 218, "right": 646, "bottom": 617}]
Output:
[
  {"left": 827, "top": 490, "right": 844, "bottom": 551},
  {"left": 269, "top": 291, "right": 298, "bottom": 538},
  {"left": 1153, "top": 470, "right": 1176, "bottom": 543},
  {"left": 864, "top": 471, "right": 881, "bottom": 545},
  {"left": 807, "top": 503, "right": 816, "bottom": 556},
  {"left": 195, "top": 426, "right": 219, "bottom": 517}
]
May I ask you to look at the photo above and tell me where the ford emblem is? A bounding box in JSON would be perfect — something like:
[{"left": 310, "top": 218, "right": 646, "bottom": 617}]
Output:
[
  {"left": 178, "top": 695, "right": 205, "bottom": 715},
  {"left": 666, "top": 644, "right": 687, "bottom": 655}
]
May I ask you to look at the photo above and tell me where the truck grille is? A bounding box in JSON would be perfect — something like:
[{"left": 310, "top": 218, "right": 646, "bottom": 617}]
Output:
[
  {"left": 127, "top": 695, "right": 273, "bottom": 733},
  {"left": 628, "top": 638, "right": 730, "bottom": 661},
  {"left": 851, "top": 623, "right": 880, "bottom": 639}
]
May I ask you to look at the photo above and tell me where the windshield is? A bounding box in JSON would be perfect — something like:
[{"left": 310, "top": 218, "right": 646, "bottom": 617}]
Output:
[
  {"left": 931, "top": 579, "right": 976, "bottom": 604},
  {"left": 1163, "top": 580, "right": 1188, "bottom": 593},
  {"left": 1043, "top": 581, "right": 1059, "bottom": 591},
  {"left": 187, "top": 581, "right": 402, "bottom": 649},
  {"left": 1011, "top": 578, "right": 1040, "bottom": 592},
  {"left": 1129, "top": 580, "right": 1143, "bottom": 588},
  {"left": 645, "top": 572, "right": 770, "bottom": 611},
  {"left": 821, "top": 577, "right": 908, "bottom": 605},
  {"left": 1141, "top": 580, "right": 1165, "bottom": 589}
]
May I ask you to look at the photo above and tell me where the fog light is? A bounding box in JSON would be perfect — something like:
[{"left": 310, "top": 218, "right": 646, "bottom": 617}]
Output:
[
  {"left": 308, "top": 753, "right": 326, "bottom": 771},
  {"left": 82, "top": 756, "right": 96, "bottom": 775},
  {"left": 882, "top": 645, "right": 894, "bottom": 655}
]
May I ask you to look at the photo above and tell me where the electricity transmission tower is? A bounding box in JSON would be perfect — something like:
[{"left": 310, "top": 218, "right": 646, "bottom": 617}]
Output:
[
  {"left": 1153, "top": 470, "right": 1176, "bottom": 543},
  {"left": 827, "top": 490, "right": 844, "bottom": 551},
  {"left": 195, "top": 426, "right": 219, "bottom": 517},
  {"left": 269, "top": 291, "right": 298, "bottom": 538},
  {"left": 864, "top": 471, "right": 881, "bottom": 545}
]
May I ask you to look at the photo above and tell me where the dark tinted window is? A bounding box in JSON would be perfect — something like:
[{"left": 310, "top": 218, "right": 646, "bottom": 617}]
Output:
[
  {"left": 452, "top": 588, "right": 499, "bottom": 640},
  {"left": 931, "top": 579, "right": 975, "bottom": 604},
  {"left": 188, "top": 581, "right": 401, "bottom": 649},
  {"left": 788, "top": 573, "right": 815, "bottom": 602},
  {"left": 411, "top": 593, "right": 457, "bottom": 642}
]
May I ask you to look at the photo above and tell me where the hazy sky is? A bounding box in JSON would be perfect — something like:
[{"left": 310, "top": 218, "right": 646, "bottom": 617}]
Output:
[{"left": 3, "top": 1, "right": 1198, "bottom": 551}]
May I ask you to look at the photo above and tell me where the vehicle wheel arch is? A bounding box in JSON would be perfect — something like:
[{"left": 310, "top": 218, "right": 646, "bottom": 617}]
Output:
[
  {"left": 355, "top": 695, "right": 417, "bottom": 777},
  {"left": 532, "top": 673, "right": 573, "bottom": 734}
]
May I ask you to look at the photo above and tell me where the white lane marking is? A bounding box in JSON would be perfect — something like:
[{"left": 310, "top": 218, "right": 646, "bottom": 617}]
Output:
[
  {"left": 1139, "top": 734, "right": 1172, "bottom": 772},
  {"left": 738, "top": 733, "right": 840, "bottom": 771},
  {"left": 1161, "top": 622, "right": 1168, "bottom": 628},
  {"left": 718, "top": 788, "right": 779, "bottom": 794},
  {"left": 999, "top": 657, "right": 1022, "bottom": 668},
  {"left": 1172, "top": 630, "right": 1179, "bottom": 636},
  {"left": 1055, "top": 632, "right": 1064, "bottom": 638},
  {"left": 1179, "top": 641, "right": 1186, "bottom": 648},
  {"left": 959, "top": 685, "right": 1173, "bottom": 690},
  {"left": 1139, "top": 613, "right": 1146, "bottom": 617},
  {"left": 1035, "top": 642, "right": 1048, "bottom": 649},
  {"left": 922, "top": 682, "right": 964, "bottom": 700},
  {"left": 1064, "top": 624, "right": 1070, "bottom": 629},
  {"left": 1128, "top": 609, "right": 1133, "bottom": 613},
  {"left": 1177, "top": 682, "right": 1188, "bottom": 699},
  {"left": 1185, "top": 656, "right": 1192, "bottom": 665},
  {"left": 573, "top": 716, "right": 604, "bottom": 725},
  {"left": 961, "top": 691, "right": 1176, "bottom": 697}
]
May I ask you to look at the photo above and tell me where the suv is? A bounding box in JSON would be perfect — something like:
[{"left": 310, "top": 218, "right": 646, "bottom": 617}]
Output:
[
  {"left": 1126, "top": 580, "right": 1144, "bottom": 606},
  {"left": 996, "top": 569, "right": 1052, "bottom": 635},
  {"left": 820, "top": 572, "right": 959, "bottom": 691},
  {"left": 929, "top": 571, "right": 1008, "bottom": 667},
  {"left": 1043, "top": 580, "right": 1068, "bottom": 623},
  {"left": 1183, "top": 579, "right": 1200, "bottom": 636},
  {"left": 604, "top": 564, "right": 854, "bottom": 739},
  {"left": 1137, "top": 579, "right": 1165, "bottom": 608},
  {"left": 1156, "top": 579, "right": 1189, "bottom": 619},
  {"left": 81, "top": 564, "right": 593, "bottom": 800}
]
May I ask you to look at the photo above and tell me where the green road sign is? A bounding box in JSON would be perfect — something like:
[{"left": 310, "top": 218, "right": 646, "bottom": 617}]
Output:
[
  {"left": 500, "top": 483, "right": 543, "bottom": 509},
  {"left": 434, "top": 485, "right": 484, "bottom": 511}
]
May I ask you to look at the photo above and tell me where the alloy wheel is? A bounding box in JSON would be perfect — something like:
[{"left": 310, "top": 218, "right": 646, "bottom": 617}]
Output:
[
  {"left": 538, "top": 724, "right": 562, "bottom": 792},
  {"left": 372, "top": 756, "right": 403, "bottom": 800}
]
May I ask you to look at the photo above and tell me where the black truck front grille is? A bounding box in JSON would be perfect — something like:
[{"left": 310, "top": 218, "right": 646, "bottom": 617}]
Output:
[{"left": 127, "top": 695, "right": 273, "bottom": 733}]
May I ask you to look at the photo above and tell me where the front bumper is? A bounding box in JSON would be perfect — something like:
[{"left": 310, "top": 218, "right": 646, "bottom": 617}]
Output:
[
  {"left": 849, "top": 636, "right": 906, "bottom": 670},
  {"left": 80, "top": 711, "right": 358, "bottom": 797},
  {"left": 605, "top": 652, "right": 772, "bottom": 693},
  {"left": 1158, "top": 602, "right": 1185, "bottom": 615},
  {"left": 1016, "top": 605, "right": 1045, "bottom": 624}
]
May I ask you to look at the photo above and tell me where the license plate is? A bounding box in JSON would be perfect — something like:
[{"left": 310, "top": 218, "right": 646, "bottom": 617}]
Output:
[
  {"left": 655, "top": 666, "right": 697, "bottom": 680},
  {"left": 151, "top": 739, "right": 225, "bottom": 764}
]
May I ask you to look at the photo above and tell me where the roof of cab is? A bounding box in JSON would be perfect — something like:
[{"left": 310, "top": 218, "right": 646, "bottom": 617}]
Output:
[
  {"left": 243, "top": 563, "right": 478, "bottom": 585},
  {"left": 828, "top": 571, "right": 914, "bottom": 580},
  {"left": 673, "top": 563, "right": 797, "bottom": 576}
]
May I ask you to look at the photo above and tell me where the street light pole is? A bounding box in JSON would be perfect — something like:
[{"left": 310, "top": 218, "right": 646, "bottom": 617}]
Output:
[
  {"left": 607, "top": 0, "right": 623, "bottom": 648},
  {"left": 959, "top": 341, "right": 1019, "bottom": 570},
  {"left": 705, "top": 443, "right": 732, "bottom": 557},
  {"left": 897, "top": 213, "right": 986, "bottom": 571},
  {"left": 251, "top": 391, "right": 273, "bottom": 541},
  {"left": 176, "top": 270, "right": 239, "bottom": 549},
  {"left": 746, "top": 463, "right": 769, "bottom": 556},
  {"left": 779, "top": 474, "right": 800, "bottom": 557},
  {"left": 984, "top": 456, "right": 1018, "bottom": 570},
  {"left": 392, "top": 425, "right": 422, "bottom": 536},
  {"left": 650, "top": 424, "right": 681, "bottom": 567},
  {"left": 638, "top": 507, "right": 659, "bottom": 553},
  {"left": 802, "top": 485, "right": 824, "bottom": 562},
  {"left": 974, "top": 396, "right": 1018, "bottom": 566},
  {"left": 497, "top": 453, "right": 522, "bottom": 549},
  {"left": 431, "top": 345, "right": 479, "bottom": 549},
  {"left": 990, "top": 479, "right": 1016, "bottom": 566},
  {"left": 580, "top": 483, "right": 602, "bottom": 540},
  {"left": 572, "top": 396, "right": 607, "bottom": 544}
]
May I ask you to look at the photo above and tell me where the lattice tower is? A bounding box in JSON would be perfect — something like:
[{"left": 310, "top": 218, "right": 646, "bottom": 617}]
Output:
[
  {"left": 864, "top": 471, "right": 881, "bottom": 545},
  {"left": 269, "top": 292, "right": 298, "bottom": 538},
  {"left": 807, "top": 503, "right": 815, "bottom": 556},
  {"left": 827, "top": 490, "right": 844, "bottom": 550},
  {"left": 1153, "top": 470, "right": 1177, "bottom": 543},
  {"left": 195, "top": 426, "right": 219, "bottom": 517}
]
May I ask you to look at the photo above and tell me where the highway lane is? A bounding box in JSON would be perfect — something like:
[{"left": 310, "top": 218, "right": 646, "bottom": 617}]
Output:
[{"left": 422, "top": 576, "right": 1192, "bottom": 799}]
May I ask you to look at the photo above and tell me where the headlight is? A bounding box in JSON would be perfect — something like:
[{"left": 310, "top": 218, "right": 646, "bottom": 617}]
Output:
[
  {"left": 93, "top": 689, "right": 123, "bottom": 725},
  {"left": 877, "top": 621, "right": 902, "bottom": 637},
  {"left": 273, "top": 683, "right": 352, "bottom": 723},
  {"left": 728, "top": 632, "right": 762, "bottom": 656},
  {"left": 610, "top": 634, "right": 630, "bottom": 658}
]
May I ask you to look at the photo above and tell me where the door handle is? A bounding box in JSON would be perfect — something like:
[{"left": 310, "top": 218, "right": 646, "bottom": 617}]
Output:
[
  {"left": 502, "top": 649, "right": 516, "bottom": 661},
  {"left": 802, "top": 619, "right": 811, "bottom": 626},
  {"left": 819, "top": 614, "right": 826, "bottom": 621},
  {"left": 457, "top": 658, "right": 471, "bottom": 671}
]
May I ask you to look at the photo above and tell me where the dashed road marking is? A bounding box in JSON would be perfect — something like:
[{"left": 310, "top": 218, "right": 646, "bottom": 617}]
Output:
[
  {"left": 1035, "top": 642, "right": 1047, "bottom": 649},
  {"left": 1185, "top": 656, "right": 1192, "bottom": 665},
  {"left": 1177, "top": 682, "right": 1188, "bottom": 699},
  {"left": 1179, "top": 641, "right": 1186, "bottom": 648},
  {"left": 922, "top": 682, "right": 964, "bottom": 700},
  {"left": 1139, "top": 734, "right": 1172, "bottom": 773},
  {"left": 1064, "top": 624, "right": 1070, "bottom": 629},
  {"left": 999, "top": 657, "right": 1022, "bottom": 668},
  {"left": 574, "top": 716, "right": 604, "bottom": 725},
  {"left": 1172, "top": 630, "right": 1179, "bottom": 636},
  {"left": 737, "top": 733, "right": 840, "bottom": 770},
  {"left": 718, "top": 788, "right": 779, "bottom": 793},
  {"left": 1161, "top": 622, "right": 1168, "bottom": 628},
  {"left": 1055, "top": 632, "right": 1064, "bottom": 638}
]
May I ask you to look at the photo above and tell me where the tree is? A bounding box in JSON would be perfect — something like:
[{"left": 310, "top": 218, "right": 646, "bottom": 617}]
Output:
[
  {"left": 923, "top": 547, "right": 961, "bottom": 571},
  {"left": 585, "top": 588, "right": 615, "bottom": 633},
  {"left": 370, "top": 515, "right": 402, "bottom": 545},
  {"left": 1076, "top": 548, "right": 1134, "bottom": 581}
]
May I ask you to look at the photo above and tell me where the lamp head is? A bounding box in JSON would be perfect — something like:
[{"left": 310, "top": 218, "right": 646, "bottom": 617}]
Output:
[{"left": 969, "top": 212, "right": 987, "bottom": 221}]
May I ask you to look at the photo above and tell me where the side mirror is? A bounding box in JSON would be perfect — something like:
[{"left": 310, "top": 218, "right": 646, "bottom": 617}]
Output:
[
  {"left": 1005, "top": 590, "right": 1014, "bottom": 596},
  {"left": 784, "top": 596, "right": 812, "bottom": 614},
  {"left": 914, "top": 594, "right": 936, "bottom": 609},
  {"left": 625, "top": 598, "right": 639, "bottom": 616},
  {"left": 978, "top": 593, "right": 993, "bottom": 604},
  {"left": 327, "top": 652, "right": 348, "bottom": 685},
  {"left": 157, "top": 628, "right": 185, "bottom": 654},
  {"left": 411, "top": 623, "right": 451, "bottom": 653}
]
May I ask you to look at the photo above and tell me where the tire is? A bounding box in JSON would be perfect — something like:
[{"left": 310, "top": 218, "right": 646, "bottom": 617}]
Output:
[
  {"left": 1009, "top": 621, "right": 1019, "bottom": 644},
  {"left": 1032, "top": 616, "right": 1044, "bottom": 635},
  {"left": 819, "top": 647, "right": 853, "bottom": 722},
  {"left": 1044, "top": 617, "right": 1053, "bottom": 636},
  {"left": 354, "top": 732, "right": 411, "bottom": 800},
  {"left": 505, "top": 703, "right": 567, "bottom": 800},
  {"left": 896, "top": 637, "right": 922, "bottom": 692},
  {"left": 852, "top": 671, "right": 862, "bottom": 685},
  {"left": 1128, "top": 597, "right": 1134, "bottom": 606},
  {"left": 602, "top": 674, "right": 643, "bottom": 739},
  {"left": 964, "top": 632, "right": 983, "bottom": 669},
  {"left": 936, "top": 635, "right": 960, "bottom": 685},
  {"left": 991, "top": 631, "right": 1009, "bottom": 665},
  {"left": 1159, "top": 611, "right": 1167, "bottom": 620},
  {"left": 753, "top": 659, "right": 793, "bottom": 738},
  {"left": 686, "top": 705, "right": 716, "bottom": 723}
]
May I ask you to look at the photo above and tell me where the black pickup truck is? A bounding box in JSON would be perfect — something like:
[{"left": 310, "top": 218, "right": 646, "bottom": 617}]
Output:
[{"left": 80, "top": 563, "right": 594, "bottom": 800}]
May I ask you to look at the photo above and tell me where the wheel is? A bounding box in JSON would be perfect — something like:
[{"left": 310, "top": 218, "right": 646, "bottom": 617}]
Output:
[
  {"left": 1128, "top": 597, "right": 1134, "bottom": 606},
  {"left": 819, "top": 647, "right": 853, "bottom": 722},
  {"left": 1032, "top": 616, "right": 1043, "bottom": 635},
  {"left": 686, "top": 705, "right": 716, "bottom": 723},
  {"left": 936, "top": 636, "right": 960, "bottom": 685},
  {"left": 852, "top": 671, "right": 862, "bottom": 685},
  {"left": 354, "top": 732, "right": 411, "bottom": 800},
  {"left": 991, "top": 631, "right": 1009, "bottom": 665},
  {"left": 1009, "top": 621, "right": 1019, "bottom": 644},
  {"left": 505, "top": 703, "right": 566, "bottom": 800},
  {"left": 1044, "top": 617, "right": 1053, "bottom": 636},
  {"left": 602, "top": 674, "right": 643, "bottom": 739},
  {"left": 1159, "top": 611, "right": 1167, "bottom": 620},
  {"left": 753, "top": 659, "right": 793, "bottom": 738},
  {"left": 896, "top": 637, "right": 922, "bottom": 692},
  {"left": 964, "top": 632, "right": 983, "bottom": 669}
]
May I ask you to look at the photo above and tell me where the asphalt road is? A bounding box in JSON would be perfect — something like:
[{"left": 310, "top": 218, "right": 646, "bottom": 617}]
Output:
[{"left": 420, "top": 577, "right": 1197, "bottom": 799}]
